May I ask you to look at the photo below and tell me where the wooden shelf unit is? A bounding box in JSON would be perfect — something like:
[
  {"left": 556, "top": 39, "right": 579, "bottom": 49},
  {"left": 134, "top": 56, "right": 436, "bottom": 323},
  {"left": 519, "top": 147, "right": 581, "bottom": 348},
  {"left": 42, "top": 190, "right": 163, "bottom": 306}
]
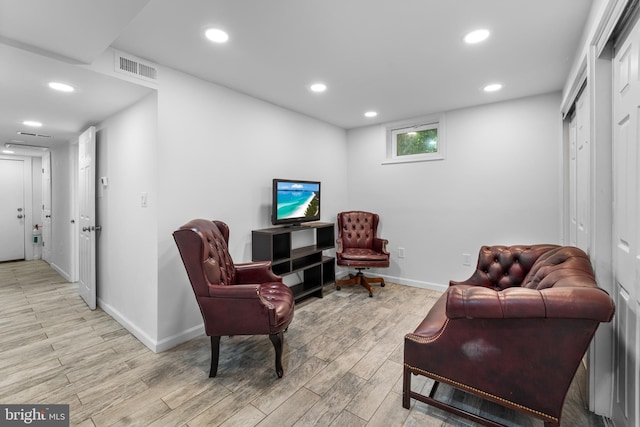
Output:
[{"left": 252, "top": 222, "right": 335, "bottom": 301}]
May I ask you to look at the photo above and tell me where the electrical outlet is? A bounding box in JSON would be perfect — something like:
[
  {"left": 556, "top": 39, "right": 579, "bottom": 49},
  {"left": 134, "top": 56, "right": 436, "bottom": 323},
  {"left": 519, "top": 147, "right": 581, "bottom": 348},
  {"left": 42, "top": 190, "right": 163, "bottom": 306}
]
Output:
[
  {"left": 141, "top": 192, "right": 148, "bottom": 207},
  {"left": 398, "top": 247, "right": 405, "bottom": 258},
  {"left": 463, "top": 253, "right": 471, "bottom": 266}
]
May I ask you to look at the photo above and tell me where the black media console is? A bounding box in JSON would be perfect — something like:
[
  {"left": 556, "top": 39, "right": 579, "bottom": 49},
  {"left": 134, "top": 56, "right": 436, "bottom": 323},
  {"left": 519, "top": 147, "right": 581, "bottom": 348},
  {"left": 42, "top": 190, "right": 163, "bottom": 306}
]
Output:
[{"left": 252, "top": 222, "right": 335, "bottom": 301}]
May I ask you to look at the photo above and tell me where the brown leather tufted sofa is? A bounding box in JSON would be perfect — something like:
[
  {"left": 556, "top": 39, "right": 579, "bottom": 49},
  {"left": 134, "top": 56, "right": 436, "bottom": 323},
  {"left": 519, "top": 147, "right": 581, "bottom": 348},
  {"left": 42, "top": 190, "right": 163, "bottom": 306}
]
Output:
[
  {"left": 173, "top": 219, "right": 294, "bottom": 378},
  {"left": 403, "top": 245, "right": 615, "bottom": 426}
]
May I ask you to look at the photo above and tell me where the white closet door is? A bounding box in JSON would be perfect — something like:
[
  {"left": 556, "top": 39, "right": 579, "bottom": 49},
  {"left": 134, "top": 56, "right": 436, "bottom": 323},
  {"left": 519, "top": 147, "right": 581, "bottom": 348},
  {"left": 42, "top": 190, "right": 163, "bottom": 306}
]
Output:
[{"left": 612, "top": 17, "right": 640, "bottom": 427}]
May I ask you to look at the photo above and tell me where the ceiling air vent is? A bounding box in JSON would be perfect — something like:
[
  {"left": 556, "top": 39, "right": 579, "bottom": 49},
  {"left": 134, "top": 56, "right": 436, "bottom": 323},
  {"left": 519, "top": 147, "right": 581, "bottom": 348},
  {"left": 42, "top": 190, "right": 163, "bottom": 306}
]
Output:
[
  {"left": 114, "top": 51, "right": 158, "bottom": 82},
  {"left": 17, "top": 131, "right": 52, "bottom": 138}
]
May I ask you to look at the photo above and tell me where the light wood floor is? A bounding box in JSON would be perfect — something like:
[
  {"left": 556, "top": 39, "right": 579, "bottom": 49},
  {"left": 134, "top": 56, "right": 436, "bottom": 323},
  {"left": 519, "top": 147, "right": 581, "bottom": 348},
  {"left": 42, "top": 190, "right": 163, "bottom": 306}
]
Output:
[{"left": 0, "top": 260, "right": 605, "bottom": 426}]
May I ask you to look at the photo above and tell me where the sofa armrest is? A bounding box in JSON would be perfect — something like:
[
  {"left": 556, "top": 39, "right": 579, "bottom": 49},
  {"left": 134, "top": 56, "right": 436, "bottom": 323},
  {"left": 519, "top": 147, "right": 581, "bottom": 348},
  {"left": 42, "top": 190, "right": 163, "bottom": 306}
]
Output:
[
  {"left": 235, "top": 261, "right": 282, "bottom": 284},
  {"left": 446, "top": 285, "right": 615, "bottom": 322}
]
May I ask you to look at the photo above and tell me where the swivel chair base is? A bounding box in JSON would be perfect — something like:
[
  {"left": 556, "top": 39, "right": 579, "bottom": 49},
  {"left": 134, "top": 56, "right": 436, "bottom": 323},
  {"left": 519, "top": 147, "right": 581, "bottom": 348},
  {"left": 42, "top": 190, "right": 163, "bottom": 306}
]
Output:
[{"left": 336, "top": 268, "right": 385, "bottom": 297}]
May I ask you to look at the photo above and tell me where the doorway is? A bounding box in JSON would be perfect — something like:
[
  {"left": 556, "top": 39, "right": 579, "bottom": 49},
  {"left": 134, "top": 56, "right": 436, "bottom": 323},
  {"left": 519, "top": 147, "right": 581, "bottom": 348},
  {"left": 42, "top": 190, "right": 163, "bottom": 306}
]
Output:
[
  {"left": 0, "top": 155, "right": 37, "bottom": 262},
  {"left": 0, "top": 157, "right": 26, "bottom": 262}
]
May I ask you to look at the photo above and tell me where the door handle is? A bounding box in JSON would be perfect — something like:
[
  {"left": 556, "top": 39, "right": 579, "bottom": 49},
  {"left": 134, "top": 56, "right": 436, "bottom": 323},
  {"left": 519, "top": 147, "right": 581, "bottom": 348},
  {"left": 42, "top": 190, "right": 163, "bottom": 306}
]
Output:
[
  {"left": 17, "top": 214, "right": 23, "bottom": 219},
  {"left": 82, "top": 227, "right": 91, "bottom": 232}
]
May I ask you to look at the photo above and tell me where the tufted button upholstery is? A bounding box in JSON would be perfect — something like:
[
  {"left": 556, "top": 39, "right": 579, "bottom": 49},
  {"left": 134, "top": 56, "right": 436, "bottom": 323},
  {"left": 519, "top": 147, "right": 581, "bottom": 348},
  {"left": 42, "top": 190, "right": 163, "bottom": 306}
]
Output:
[
  {"left": 335, "top": 211, "right": 390, "bottom": 297},
  {"left": 173, "top": 219, "right": 294, "bottom": 378},
  {"left": 336, "top": 211, "right": 390, "bottom": 268},
  {"left": 403, "top": 244, "right": 616, "bottom": 426},
  {"left": 450, "top": 244, "right": 558, "bottom": 291}
]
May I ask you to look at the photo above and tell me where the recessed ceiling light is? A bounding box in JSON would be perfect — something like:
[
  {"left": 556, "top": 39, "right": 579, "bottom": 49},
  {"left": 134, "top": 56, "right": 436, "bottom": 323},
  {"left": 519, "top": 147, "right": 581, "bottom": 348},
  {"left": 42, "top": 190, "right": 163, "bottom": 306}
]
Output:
[
  {"left": 483, "top": 83, "right": 503, "bottom": 92},
  {"left": 364, "top": 111, "right": 378, "bottom": 118},
  {"left": 205, "top": 28, "right": 229, "bottom": 43},
  {"left": 310, "top": 83, "right": 327, "bottom": 93},
  {"left": 48, "top": 82, "right": 74, "bottom": 92},
  {"left": 22, "top": 120, "right": 42, "bottom": 127},
  {"left": 464, "top": 29, "right": 490, "bottom": 44}
]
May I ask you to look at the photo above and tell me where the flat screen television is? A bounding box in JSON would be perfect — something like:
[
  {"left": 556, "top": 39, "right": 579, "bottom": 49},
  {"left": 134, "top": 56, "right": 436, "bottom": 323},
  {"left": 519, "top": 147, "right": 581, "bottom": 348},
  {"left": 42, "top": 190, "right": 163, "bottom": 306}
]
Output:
[{"left": 271, "top": 179, "right": 321, "bottom": 226}]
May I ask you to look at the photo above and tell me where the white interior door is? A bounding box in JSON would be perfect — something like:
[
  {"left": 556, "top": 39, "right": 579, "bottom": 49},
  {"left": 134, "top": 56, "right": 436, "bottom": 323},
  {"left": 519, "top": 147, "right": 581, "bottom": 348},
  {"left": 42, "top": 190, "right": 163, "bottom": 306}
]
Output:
[
  {"left": 42, "top": 151, "right": 51, "bottom": 263},
  {"left": 569, "top": 111, "right": 577, "bottom": 247},
  {"left": 568, "top": 88, "right": 590, "bottom": 254},
  {"left": 612, "top": 19, "right": 640, "bottom": 427},
  {"left": 78, "top": 126, "right": 97, "bottom": 310},
  {"left": 0, "top": 158, "right": 25, "bottom": 262},
  {"left": 575, "top": 91, "right": 590, "bottom": 253}
]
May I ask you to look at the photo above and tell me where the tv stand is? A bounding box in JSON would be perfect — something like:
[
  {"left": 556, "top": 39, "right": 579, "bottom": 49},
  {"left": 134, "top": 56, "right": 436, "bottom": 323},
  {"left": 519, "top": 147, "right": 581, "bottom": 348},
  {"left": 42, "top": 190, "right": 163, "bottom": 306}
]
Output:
[{"left": 252, "top": 222, "right": 335, "bottom": 302}]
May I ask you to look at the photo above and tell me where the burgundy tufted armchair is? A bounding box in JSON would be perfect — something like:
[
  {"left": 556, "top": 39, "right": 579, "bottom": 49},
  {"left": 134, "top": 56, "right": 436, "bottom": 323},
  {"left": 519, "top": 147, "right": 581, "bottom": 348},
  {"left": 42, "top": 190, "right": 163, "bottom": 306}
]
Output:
[
  {"left": 173, "top": 219, "right": 294, "bottom": 378},
  {"left": 335, "top": 211, "right": 390, "bottom": 297},
  {"left": 403, "top": 245, "right": 615, "bottom": 426}
]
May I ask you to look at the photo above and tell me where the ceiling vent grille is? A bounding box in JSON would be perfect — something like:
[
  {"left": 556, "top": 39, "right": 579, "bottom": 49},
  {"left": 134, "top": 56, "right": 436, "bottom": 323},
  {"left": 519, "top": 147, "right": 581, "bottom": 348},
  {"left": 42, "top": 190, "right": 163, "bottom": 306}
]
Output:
[
  {"left": 114, "top": 51, "right": 158, "bottom": 82},
  {"left": 17, "top": 131, "right": 52, "bottom": 138}
]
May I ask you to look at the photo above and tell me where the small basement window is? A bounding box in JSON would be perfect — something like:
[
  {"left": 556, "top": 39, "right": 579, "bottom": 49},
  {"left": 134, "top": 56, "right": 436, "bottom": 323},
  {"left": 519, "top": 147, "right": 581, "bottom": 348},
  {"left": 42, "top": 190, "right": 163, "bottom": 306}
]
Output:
[{"left": 384, "top": 114, "right": 446, "bottom": 164}]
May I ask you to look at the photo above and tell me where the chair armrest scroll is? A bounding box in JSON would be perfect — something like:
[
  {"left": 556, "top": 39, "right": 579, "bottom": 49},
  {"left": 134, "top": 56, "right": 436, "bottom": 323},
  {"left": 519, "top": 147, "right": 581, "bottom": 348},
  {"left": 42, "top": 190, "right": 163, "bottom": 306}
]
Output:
[
  {"left": 373, "top": 237, "right": 389, "bottom": 254},
  {"left": 235, "top": 261, "right": 282, "bottom": 284}
]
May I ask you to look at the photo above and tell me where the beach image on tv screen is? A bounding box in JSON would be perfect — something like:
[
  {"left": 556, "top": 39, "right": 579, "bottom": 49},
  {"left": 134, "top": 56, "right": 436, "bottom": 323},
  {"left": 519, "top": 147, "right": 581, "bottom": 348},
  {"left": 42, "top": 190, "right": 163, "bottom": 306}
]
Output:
[{"left": 277, "top": 182, "right": 319, "bottom": 220}]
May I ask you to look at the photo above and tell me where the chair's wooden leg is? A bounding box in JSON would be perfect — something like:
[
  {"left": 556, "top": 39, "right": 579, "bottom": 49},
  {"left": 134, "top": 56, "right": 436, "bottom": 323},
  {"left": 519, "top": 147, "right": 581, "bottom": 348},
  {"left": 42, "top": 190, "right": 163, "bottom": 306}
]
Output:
[
  {"left": 210, "top": 336, "right": 221, "bottom": 377},
  {"left": 336, "top": 274, "right": 360, "bottom": 290},
  {"left": 269, "top": 331, "right": 285, "bottom": 378},
  {"left": 403, "top": 365, "right": 412, "bottom": 408},
  {"left": 359, "top": 275, "right": 374, "bottom": 297},
  {"left": 362, "top": 281, "right": 374, "bottom": 297}
]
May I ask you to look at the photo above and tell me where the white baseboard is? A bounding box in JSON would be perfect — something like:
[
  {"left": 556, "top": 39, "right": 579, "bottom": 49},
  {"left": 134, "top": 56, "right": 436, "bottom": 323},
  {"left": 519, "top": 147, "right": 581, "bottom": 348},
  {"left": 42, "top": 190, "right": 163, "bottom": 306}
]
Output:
[
  {"left": 97, "top": 297, "right": 205, "bottom": 353},
  {"left": 335, "top": 267, "right": 447, "bottom": 293},
  {"left": 97, "top": 298, "right": 159, "bottom": 351},
  {"left": 377, "top": 273, "right": 447, "bottom": 293},
  {"left": 49, "top": 262, "right": 72, "bottom": 282},
  {"left": 155, "top": 324, "right": 205, "bottom": 353}
]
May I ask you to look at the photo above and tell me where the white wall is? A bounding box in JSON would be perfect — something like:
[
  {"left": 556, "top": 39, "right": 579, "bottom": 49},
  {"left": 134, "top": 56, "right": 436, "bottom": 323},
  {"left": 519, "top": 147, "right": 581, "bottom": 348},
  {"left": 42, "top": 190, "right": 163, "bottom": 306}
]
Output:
[
  {"left": 95, "top": 92, "right": 159, "bottom": 347},
  {"left": 29, "top": 156, "right": 42, "bottom": 261},
  {"left": 346, "top": 92, "right": 563, "bottom": 290},
  {"left": 155, "top": 67, "right": 348, "bottom": 350},
  {"left": 49, "top": 144, "right": 74, "bottom": 278}
]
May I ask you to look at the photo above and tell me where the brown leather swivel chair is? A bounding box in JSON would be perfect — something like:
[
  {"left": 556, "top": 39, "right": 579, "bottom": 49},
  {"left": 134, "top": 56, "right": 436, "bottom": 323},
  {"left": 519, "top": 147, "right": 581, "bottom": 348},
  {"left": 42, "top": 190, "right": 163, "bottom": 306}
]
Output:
[
  {"left": 335, "top": 211, "right": 390, "bottom": 297},
  {"left": 173, "top": 219, "right": 294, "bottom": 378}
]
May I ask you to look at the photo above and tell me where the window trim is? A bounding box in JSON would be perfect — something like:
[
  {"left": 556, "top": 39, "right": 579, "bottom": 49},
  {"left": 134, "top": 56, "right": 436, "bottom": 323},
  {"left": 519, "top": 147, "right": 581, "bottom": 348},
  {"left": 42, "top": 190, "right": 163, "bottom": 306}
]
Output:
[{"left": 382, "top": 113, "right": 446, "bottom": 164}]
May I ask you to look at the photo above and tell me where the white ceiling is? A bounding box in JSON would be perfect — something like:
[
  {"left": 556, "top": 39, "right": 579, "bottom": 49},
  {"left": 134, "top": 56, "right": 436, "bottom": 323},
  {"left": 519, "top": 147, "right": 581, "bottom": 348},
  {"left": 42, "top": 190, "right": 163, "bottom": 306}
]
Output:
[{"left": 0, "top": 0, "right": 593, "bottom": 150}]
